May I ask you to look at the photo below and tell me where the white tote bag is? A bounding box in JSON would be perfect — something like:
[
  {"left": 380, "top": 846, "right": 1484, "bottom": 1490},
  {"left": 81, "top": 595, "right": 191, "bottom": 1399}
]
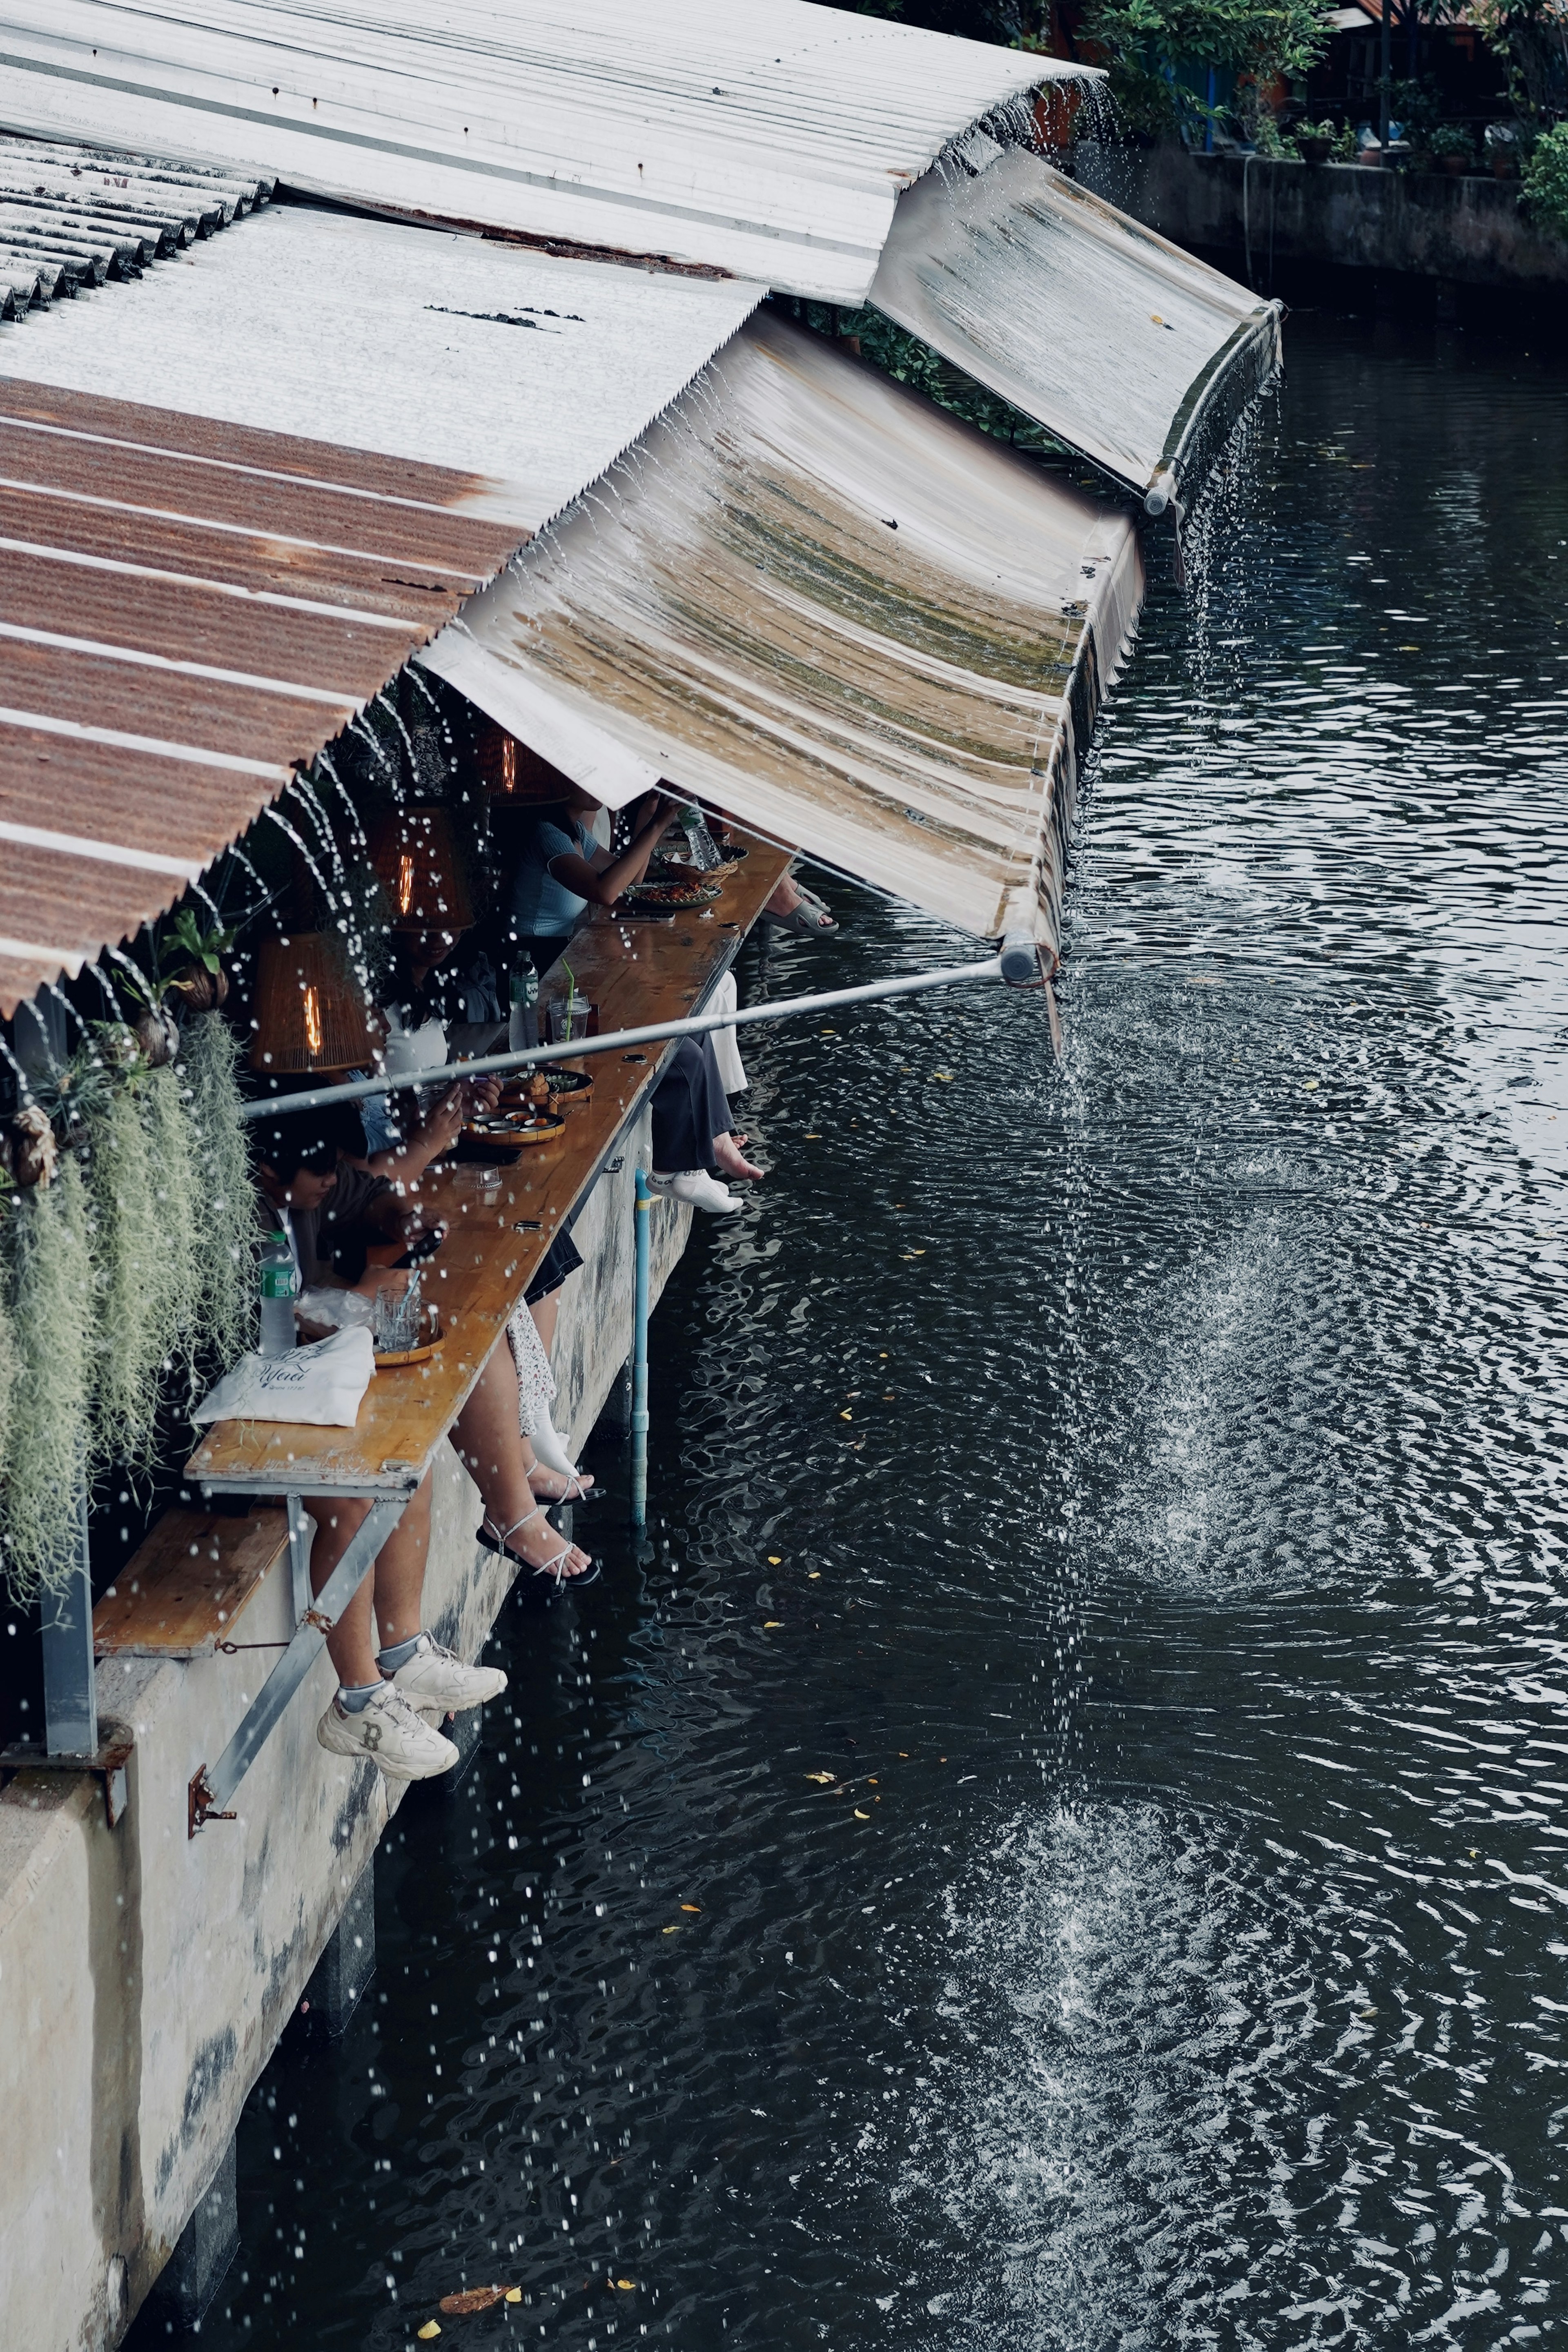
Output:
[{"left": 192, "top": 1327, "right": 376, "bottom": 1428}]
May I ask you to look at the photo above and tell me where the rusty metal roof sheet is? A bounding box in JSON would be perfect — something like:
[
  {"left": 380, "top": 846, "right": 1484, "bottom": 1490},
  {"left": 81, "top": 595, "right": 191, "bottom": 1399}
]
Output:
[
  {"left": 421, "top": 308, "right": 1143, "bottom": 951},
  {"left": 0, "top": 198, "right": 763, "bottom": 535},
  {"left": 870, "top": 142, "right": 1283, "bottom": 512},
  {"left": 0, "top": 194, "right": 764, "bottom": 1018},
  {"left": 0, "top": 131, "right": 271, "bottom": 318},
  {"left": 0, "top": 373, "right": 523, "bottom": 1017},
  {"left": 0, "top": 0, "right": 1094, "bottom": 303}
]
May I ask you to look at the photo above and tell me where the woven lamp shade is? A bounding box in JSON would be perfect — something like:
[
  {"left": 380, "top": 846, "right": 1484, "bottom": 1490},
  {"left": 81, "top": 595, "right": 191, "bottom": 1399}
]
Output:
[
  {"left": 249, "top": 934, "right": 379, "bottom": 1074},
  {"left": 367, "top": 806, "right": 475, "bottom": 932},
  {"left": 475, "top": 721, "right": 575, "bottom": 805}
]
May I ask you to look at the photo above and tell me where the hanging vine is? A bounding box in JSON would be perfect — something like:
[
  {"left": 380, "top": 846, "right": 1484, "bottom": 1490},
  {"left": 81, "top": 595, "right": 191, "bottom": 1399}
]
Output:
[
  {"left": 0, "top": 1157, "right": 97, "bottom": 1603},
  {"left": 179, "top": 1010, "right": 256, "bottom": 1373}
]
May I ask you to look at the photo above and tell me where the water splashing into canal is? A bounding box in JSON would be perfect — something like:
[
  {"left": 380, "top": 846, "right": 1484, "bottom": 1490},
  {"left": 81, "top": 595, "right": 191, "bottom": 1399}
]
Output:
[{"left": 182, "top": 309, "right": 1568, "bottom": 2352}]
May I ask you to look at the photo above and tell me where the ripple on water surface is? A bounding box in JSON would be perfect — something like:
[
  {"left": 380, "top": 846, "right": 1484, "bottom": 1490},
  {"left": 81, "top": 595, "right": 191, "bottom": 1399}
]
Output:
[{"left": 178, "top": 311, "right": 1568, "bottom": 2352}]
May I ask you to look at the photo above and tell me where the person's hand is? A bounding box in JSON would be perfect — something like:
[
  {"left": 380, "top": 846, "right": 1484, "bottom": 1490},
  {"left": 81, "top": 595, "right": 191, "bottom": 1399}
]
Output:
[
  {"left": 419, "top": 1085, "right": 465, "bottom": 1157},
  {"left": 464, "top": 1075, "right": 502, "bottom": 1118},
  {"left": 637, "top": 789, "right": 674, "bottom": 832}
]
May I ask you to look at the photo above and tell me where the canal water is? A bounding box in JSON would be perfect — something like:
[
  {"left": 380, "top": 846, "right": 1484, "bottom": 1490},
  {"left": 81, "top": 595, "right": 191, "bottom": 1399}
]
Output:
[{"left": 186, "top": 305, "right": 1568, "bottom": 2350}]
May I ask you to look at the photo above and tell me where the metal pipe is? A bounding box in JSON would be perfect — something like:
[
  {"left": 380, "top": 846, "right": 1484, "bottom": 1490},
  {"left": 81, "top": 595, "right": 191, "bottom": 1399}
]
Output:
[
  {"left": 239, "top": 955, "right": 1009, "bottom": 1124},
  {"left": 42, "top": 1488, "right": 97, "bottom": 1757},
  {"left": 193, "top": 1492, "right": 409, "bottom": 1826},
  {"left": 630, "top": 1169, "right": 653, "bottom": 1530}
]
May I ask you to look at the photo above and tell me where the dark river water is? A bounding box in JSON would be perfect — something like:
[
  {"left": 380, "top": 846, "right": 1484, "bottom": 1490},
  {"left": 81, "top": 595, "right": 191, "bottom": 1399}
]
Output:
[{"left": 182, "top": 306, "right": 1568, "bottom": 2351}]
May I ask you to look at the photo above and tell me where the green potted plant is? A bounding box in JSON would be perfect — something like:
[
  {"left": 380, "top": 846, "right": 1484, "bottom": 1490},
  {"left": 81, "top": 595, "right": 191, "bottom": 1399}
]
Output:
[
  {"left": 1431, "top": 122, "right": 1475, "bottom": 176},
  {"left": 1296, "top": 117, "right": 1336, "bottom": 163},
  {"left": 162, "top": 908, "right": 239, "bottom": 1013}
]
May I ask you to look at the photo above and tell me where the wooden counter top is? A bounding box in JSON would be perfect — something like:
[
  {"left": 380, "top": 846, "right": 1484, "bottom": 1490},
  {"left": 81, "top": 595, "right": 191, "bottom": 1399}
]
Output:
[{"left": 188, "top": 836, "right": 789, "bottom": 1499}]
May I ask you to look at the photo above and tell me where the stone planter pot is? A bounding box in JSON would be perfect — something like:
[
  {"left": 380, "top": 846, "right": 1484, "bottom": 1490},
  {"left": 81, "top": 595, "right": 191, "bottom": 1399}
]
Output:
[
  {"left": 1440, "top": 153, "right": 1470, "bottom": 177},
  {"left": 1299, "top": 135, "right": 1333, "bottom": 164}
]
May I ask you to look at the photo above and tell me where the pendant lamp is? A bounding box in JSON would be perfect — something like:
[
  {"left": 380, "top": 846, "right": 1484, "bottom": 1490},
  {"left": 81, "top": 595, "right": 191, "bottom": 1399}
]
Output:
[
  {"left": 366, "top": 806, "right": 475, "bottom": 933},
  {"left": 475, "top": 721, "right": 575, "bottom": 806},
  {"left": 249, "top": 934, "right": 380, "bottom": 1074}
]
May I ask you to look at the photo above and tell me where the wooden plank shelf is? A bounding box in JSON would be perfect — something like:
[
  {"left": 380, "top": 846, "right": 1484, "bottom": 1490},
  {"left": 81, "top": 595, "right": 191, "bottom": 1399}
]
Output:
[
  {"left": 94, "top": 1508, "right": 290, "bottom": 1659},
  {"left": 187, "top": 833, "right": 790, "bottom": 1501}
]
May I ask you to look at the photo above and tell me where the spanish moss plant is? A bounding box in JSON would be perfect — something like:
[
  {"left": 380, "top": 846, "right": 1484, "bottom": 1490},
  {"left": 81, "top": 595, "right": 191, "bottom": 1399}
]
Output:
[
  {"left": 141, "top": 1062, "right": 204, "bottom": 1410},
  {"left": 85, "top": 1073, "right": 166, "bottom": 1479},
  {"left": 0, "top": 1157, "right": 97, "bottom": 1601},
  {"left": 179, "top": 1011, "right": 256, "bottom": 1372}
]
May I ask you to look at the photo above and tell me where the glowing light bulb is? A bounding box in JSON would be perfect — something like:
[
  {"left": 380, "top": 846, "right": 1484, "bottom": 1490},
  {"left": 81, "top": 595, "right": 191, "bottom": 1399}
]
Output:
[
  {"left": 397, "top": 852, "right": 415, "bottom": 915},
  {"left": 303, "top": 984, "right": 323, "bottom": 1056}
]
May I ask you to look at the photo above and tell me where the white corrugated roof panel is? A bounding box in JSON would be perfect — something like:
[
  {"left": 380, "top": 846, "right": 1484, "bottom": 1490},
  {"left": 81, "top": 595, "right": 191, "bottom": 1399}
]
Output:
[
  {"left": 870, "top": 144, "right": 1282, "bottom": 510},
  {"left": 421, "top": 309, "right": 1143, "bottom": 949},
  {"left": 0, "top": 199, "right": 763, "bottom": 532},
  {"left": 0, "top": 0, "right": 1093, "bottom": 301}
]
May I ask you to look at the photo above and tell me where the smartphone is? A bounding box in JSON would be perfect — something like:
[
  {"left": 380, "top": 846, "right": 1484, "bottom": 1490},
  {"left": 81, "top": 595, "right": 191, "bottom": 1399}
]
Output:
[{"left": 393, "top": 1220, "right": 448, "bottom": 1270}]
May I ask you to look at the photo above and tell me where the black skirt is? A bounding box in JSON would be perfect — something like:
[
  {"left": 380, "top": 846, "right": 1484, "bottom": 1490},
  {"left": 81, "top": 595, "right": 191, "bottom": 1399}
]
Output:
[
  {"left": 524, "top": 1227, "right": 584, "bottom": 1305},
  {"left": 650, "top": 1036, "right": 734, "bottom": 1174}
]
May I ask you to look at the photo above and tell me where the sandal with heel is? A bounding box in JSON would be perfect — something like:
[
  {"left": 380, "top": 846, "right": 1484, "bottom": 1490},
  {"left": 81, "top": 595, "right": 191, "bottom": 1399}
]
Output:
[{"left": 478, "top": 1506, "right": 601, "bottom": 1598}]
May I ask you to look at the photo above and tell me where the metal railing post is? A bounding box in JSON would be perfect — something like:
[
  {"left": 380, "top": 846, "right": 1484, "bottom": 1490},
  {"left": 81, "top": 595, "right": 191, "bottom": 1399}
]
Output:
[
  {"left": 42, "top": 1489, "right": 97, "bottom": 1757},
  {"left": 630, "top": 1171, "right": 653, "bottom": 1530},
  {"left": 285, "top": 1494, "right": 311, "bottom": 1621}
]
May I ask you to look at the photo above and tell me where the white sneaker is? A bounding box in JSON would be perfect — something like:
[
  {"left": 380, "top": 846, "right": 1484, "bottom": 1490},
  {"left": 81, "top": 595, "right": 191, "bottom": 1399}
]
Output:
[
  {"left": 317, "top": 1684, "right": 459, "bottom": 1780},
  {"left": 647, "top": 1168, "right": 743, "bottom": 1215},
  {"left": 387, "top": 1633, "right": 507, "bottom": 1713}
]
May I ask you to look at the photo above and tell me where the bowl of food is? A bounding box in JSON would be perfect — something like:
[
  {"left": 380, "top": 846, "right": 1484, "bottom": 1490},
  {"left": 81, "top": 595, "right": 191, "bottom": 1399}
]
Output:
[{"left": 621, "top": 878, "right": 723, "bottom": 911}]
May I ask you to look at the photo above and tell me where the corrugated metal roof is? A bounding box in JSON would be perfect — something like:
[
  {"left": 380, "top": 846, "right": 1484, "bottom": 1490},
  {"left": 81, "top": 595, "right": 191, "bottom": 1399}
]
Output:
[
  {"left": 421, "top": 308, "right": 1143, "bottom": 951},
  {"left": 0, "top": 373, "right": 526, "bottom": 1017},
  {"left": 0, "top": 0, "right": 1094, "bottom": 302},
  {"left": 870, "top": 142, "right": 1282, "bottom": 510},
  {"left": 0, "top": 199, "right": 763, "bottom": 535},
  {"left": 0, "top": 130, "right": 271, "bottom": 316},
  {"left": 0, "top": 196, "right": 765, "bottom": 1016}
]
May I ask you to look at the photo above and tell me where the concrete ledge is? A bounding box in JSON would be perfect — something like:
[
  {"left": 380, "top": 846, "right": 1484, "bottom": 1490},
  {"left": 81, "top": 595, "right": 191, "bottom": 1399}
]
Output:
[
  {"left": 0, "top": 1105, "right": 691, "bottom": 2350},
  {"left": 1075, "top": 144, "right": 1568, "bottom": 291}
]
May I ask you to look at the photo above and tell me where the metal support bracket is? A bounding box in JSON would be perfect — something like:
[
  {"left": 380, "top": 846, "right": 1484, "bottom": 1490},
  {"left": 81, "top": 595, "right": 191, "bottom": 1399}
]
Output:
[
  {"left": 0, "top": 1719, "right": 134, "bottom": 1829},
  {"left": 189, "top": 1492, "right": 409, "bottom": 1835},
  {"left": 630, "top": 1171, "right": 654, "bottom": 1532},
  {"left": 284, "top": 1494, "right": 312, "bottom": 1622}
]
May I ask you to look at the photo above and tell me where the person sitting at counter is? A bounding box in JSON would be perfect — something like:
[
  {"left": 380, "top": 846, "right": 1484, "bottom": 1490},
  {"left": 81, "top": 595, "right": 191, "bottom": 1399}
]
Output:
[
  {"left": 254, "top": 1120, "right": 597, "bottom": 1637},
  {"left": 504, "top": 783, "right": 673, "bottom": 976},
  {"left": 251, "top": 1120, "right": 510, "bottom": 1780}
]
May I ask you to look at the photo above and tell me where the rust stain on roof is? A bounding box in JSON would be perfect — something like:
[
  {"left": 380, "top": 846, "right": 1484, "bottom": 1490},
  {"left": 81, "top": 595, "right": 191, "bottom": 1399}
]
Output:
[{"left": 0, "top": 378, "right": 532, "bottom": 1018}]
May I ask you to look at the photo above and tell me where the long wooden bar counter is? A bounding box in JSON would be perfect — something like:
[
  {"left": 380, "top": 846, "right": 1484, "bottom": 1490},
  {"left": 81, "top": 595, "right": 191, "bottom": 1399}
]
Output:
[{"left": 188, "top": 835, "right": 789, "bottom": 1500}]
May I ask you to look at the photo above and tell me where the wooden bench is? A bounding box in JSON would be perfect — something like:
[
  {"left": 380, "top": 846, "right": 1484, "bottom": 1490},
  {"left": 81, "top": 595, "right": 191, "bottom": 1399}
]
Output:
[{"left": 94, "top": 1508, "right": 289, "bottom": 1659}]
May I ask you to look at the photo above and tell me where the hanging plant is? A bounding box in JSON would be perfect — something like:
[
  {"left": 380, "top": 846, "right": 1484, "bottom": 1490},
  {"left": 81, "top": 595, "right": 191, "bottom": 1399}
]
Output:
[
  {"left": 178, "top": 1011, "right": 256, "bottom": 1372},
  {"left": 0, "top": 1156, "right": 97, "bottom": 1601},
  {"left": 85, "top": 1074, "right": 166, "bottom": 1478},
  {"left": 162, "top": 908, "right": 238, "bottom": 1013},
  {"left": 140, "top": 1062, "right": 205, "bottom": 1411}
]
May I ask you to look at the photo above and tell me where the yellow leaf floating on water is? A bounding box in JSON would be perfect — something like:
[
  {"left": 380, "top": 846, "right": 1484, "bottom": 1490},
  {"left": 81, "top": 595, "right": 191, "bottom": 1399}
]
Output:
[
  {"left": 506, "top": 2288, "right": 523, "bottom": 2304},
  {"left": 615, "top": 2278, "right": 637, "bottom": 2290},
  {"left": 806, "top": 1771, "right": 835, "bottom": 1784},
  {"left": 441, "top": 2287, "right": 508, "bottom": 2314},
  {"left": 767, "top": 1555, "right": 782, "bottom": 1565},
  {"left": 808, "top": 1570, "right": 821, "bottom": 1580},
  {"left": 1302, "top": 1078, "right": 1319, "bottom": 1091},
  {"left": 933, "top": 1071, "right": 955, "bottom": 1082},
  {"left": 840, "top": 1410, "right": 853, "bottom": 1421},
  {"left": 855, "top": 1808, "right": 871, "bottom": 1820},
  {"left": 764, "top": 1620, "right": 784, "bottom": 1628},
  {"left": 418, "top": 2327, "right": 442, "bottom": 2341},
  {"left": 682, "top": 1902, "right": 701, "bottom": 1912}
]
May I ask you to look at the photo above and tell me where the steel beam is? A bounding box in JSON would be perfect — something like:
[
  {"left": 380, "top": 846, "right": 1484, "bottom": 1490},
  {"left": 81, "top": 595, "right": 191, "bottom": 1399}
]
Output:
[
  {"left": 190, "top": 1493, "right": 408, "bottom": 1832},
  {"left": 42, "top": 1493, "right": 96, "bottom": 1757}
]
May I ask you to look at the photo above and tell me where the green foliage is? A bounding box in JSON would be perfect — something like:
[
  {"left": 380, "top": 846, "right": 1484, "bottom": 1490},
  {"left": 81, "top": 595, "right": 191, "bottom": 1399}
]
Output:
[
  {"left": 1081, "top": 0, "right": 1334, "bottom": 138},
  {"left": 1429, "top": 121, "right": 1474, "bottom": 158},
  {"left": 1521, "top": 119, "right": 1568, "bottom": 235},
  {"left": 162, "top": 907, "right": 238, "bottom": 977},
  {"left": 141, "top": 1065, "right": 205, "bottom": 1411},
  {"left": 0, "top": 1158, "right": 97, "bottom": 1602},
  {"left": 179, "top": 1011, "right": 257, "bottom": 1373},
  {"left": 86, "top": 1076, "right": 168, "bottom": 1478},
  {"left": 815, "top": 308, "right": 1070, "bottom": 453}
]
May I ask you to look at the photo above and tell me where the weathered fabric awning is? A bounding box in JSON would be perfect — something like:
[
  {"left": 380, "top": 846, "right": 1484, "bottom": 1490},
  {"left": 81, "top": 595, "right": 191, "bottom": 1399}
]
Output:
[
  {"left": 421, "top": 309, "right": 1143, "bottom": 948},
  {"left": 870, "top": 142, "right": 1281, "bottom": 510},
  {"left": 0, "top": 198, "right": 760, "bottom": 1017},
  {"left": 0, "top": 0, "right": 1094, "bottom": 303}
]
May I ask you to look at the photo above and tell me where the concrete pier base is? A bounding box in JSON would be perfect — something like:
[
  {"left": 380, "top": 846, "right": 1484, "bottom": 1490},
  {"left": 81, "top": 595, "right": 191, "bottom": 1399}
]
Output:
[
  {"left": 140, "top": 2138, "right": 237, "bottom": 2335},
  {"left": 430, "top": 1699, "right": 485, "bottom": 1790},
  {"left": 294, "top": 1862, "right": 375, "bottom": 2043}
]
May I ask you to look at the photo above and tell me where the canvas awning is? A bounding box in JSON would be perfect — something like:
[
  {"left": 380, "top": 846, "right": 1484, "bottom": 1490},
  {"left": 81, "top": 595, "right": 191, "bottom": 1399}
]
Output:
[
  {"left": 420, "top": 308, "right": 1143, "bottom": 950},
  {"left": 870, "top": 141, "right": 1282, "bottom": 511}
]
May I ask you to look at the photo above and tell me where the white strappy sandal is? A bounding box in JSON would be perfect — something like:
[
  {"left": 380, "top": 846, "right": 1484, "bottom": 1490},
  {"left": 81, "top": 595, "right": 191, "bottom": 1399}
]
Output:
[{"left": 477, "top": 1506, "right": 600, "bottom": 1595}]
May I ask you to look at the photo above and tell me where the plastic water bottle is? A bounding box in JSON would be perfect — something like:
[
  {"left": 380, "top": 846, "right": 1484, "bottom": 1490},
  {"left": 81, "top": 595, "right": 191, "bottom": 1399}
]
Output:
[
  {"left": 678, "top": 805, "right": 723, "bottom": 871},
  {"left": 508, "top": 966, "right": 539, "bottom": 1052},
  {"left": 258, "top": 1231, "right": 299, "bottom": 1356}
]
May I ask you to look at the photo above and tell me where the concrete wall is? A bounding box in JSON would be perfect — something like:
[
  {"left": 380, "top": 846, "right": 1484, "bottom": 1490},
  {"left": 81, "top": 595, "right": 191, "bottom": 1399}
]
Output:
[
  {"left": 0, "top": 1111, "right": 691, "bottom": 2350},
  {"left": 1074, "top": 145, "right": 1568, "bottom": 292}
]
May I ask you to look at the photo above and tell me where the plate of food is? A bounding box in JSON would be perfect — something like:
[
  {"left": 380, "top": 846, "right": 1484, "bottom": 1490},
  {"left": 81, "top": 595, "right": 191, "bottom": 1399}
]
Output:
[
  {"left": 463, "top": 1111, "right": 565, "bottom": 1152},
  {"left": 621, "top": 878, "right": 723, "bottom": 910}
]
